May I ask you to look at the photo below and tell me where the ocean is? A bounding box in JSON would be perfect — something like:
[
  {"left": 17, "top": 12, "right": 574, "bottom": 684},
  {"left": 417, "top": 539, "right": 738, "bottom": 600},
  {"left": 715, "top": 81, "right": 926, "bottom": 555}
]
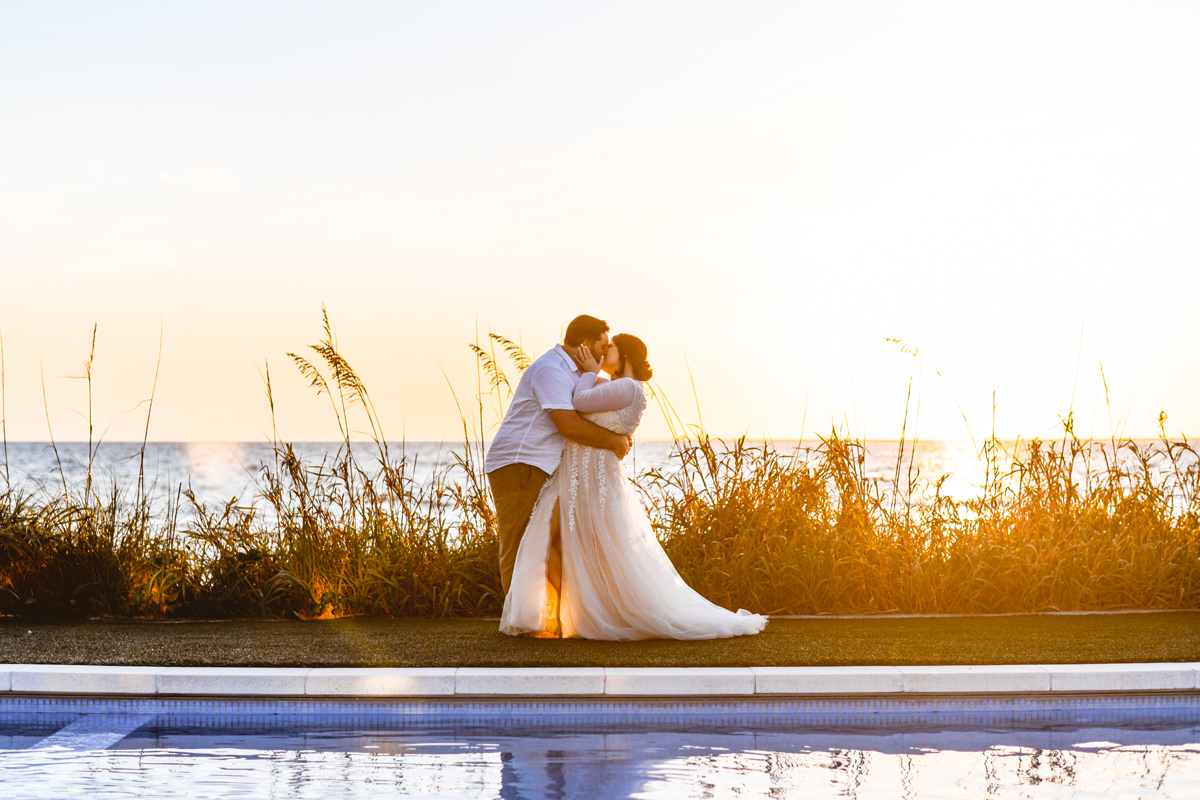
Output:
[{"left": 1, "top": 437, "right": 1170, "bottom": 514}]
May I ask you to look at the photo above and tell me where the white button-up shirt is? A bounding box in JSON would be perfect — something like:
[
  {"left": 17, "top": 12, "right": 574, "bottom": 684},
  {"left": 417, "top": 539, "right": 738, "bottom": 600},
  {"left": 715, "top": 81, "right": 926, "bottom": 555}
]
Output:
[{"left": 486, "top": 345, "right": 582, "bottom": 475}]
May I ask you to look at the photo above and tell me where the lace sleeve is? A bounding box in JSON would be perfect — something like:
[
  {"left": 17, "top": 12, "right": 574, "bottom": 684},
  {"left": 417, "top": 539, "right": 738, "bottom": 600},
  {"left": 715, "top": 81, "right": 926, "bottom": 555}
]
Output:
[{"left": 573, "top": 374, "right": 637, "bottom": 413}]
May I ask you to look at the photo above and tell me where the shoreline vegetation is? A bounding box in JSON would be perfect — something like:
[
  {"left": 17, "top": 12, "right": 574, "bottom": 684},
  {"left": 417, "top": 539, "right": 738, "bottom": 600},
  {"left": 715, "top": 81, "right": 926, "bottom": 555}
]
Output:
[{"left": 1, "top": 309, "right": 1198, "bottom": 621}]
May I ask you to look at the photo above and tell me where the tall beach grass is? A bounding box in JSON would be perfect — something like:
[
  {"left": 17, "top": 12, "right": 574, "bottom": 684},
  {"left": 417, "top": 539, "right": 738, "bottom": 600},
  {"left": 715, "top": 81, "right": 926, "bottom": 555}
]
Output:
[{"left": 1, "top": 311, "right": 1197, "bottom": 620}]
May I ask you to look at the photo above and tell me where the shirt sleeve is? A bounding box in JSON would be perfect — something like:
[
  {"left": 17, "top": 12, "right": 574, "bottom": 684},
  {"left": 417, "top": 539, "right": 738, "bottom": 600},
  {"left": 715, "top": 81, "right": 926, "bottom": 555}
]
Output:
[
  {"left": 572, "top": 373, "right": 638, "bottom": 413},
  {"left": 529, "top": 362, "right": 577, "bottom": 411}
]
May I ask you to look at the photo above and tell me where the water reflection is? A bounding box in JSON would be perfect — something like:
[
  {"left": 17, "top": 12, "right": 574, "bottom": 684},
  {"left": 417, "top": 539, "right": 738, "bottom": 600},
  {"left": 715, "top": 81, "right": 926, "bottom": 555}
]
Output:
[{"left": 3, "top": 711, "right": 1200, "bottom": 798}]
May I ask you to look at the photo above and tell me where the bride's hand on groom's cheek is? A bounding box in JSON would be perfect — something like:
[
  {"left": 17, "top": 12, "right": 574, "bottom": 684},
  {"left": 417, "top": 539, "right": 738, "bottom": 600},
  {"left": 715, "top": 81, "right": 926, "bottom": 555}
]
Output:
[{"left": 577, "top": 346, "right": 601, "bottom": 374}]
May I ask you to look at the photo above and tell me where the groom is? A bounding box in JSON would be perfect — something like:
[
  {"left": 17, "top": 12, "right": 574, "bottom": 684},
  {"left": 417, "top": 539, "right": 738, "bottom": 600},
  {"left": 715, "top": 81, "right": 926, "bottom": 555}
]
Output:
[{"left": 486, "top": 314, "right": 633, "bottom": 595}]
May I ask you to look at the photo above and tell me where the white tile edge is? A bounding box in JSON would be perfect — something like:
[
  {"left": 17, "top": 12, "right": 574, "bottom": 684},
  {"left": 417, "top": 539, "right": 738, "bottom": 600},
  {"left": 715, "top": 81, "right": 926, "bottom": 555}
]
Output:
[
  {"left": 895, "top": 665, "right": 1053, "bottom": 693},
  {"left": 304, "top": 667, "right": 459, "bottom": 697},
  {"left": 155, "top": 667, "right": 312, "bottom": 696},
  {"left": 7, "top": 664, "right": 166, "bottom": 695},
  {"left": 455, "top": 667, "right": 607, "bottom": 696},
  {"left": 0, "top": 664, "right": 1195, "bottom": 696},
  {"left": 751, "top": 666, "right": 906, "bottom": 694}
]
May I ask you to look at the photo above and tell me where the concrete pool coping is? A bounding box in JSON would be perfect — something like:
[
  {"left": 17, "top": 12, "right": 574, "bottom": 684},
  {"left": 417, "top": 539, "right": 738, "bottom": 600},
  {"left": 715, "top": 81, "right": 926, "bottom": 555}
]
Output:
[{"left": 3, "top": 663, "right": 1200, "bottom": 698}]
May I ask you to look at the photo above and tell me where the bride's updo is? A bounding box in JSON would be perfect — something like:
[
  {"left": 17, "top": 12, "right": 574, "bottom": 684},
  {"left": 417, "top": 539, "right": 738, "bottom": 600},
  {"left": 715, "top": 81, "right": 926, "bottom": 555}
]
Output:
[{"left": 612, "top": 333, "right": 653, "bottom": 381}]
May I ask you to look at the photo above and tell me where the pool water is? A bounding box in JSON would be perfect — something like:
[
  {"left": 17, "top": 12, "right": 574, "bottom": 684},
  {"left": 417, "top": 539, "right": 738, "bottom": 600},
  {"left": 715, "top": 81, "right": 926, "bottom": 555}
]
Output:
[{"left": 3, "top": 697, "right": 1199, "bottom": 798}]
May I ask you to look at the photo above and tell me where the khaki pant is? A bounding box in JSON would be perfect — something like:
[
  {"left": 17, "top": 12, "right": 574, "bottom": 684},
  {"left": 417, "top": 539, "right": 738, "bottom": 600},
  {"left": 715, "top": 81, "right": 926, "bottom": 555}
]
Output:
[{"left": 488, "top": 463, "right": 551, "bottom": 595}]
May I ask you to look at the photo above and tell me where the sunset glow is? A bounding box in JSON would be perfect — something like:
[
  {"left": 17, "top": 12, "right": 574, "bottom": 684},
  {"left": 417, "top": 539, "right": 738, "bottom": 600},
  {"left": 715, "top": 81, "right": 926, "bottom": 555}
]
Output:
[{"left": 2, "top": 1, "right": 1197, "bottom": 443}]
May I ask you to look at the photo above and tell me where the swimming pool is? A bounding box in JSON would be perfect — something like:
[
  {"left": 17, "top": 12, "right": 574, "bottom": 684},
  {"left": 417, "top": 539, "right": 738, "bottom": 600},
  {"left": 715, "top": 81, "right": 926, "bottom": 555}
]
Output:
[{"left": 2, "top": 695, "right": 1199, "bottom": 798}]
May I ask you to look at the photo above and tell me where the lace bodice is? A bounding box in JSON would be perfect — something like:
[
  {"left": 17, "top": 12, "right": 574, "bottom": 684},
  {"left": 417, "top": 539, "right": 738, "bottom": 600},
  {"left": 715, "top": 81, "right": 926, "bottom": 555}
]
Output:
[{"left": 582, "top": 382, "right": 647, "bottom": 435}]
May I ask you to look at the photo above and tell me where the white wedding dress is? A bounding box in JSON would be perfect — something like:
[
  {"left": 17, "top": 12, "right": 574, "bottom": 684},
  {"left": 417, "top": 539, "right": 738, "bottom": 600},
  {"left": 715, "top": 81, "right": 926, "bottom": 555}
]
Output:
[{"left": 500, "top": 373, "right": 767, "bottom": 640}]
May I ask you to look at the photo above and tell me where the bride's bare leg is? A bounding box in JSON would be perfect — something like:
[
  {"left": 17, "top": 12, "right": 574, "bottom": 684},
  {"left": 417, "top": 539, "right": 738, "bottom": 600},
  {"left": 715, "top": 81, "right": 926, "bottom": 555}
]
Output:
[{"left": 547, "top": 498, "right": 562, "bottom": 596}]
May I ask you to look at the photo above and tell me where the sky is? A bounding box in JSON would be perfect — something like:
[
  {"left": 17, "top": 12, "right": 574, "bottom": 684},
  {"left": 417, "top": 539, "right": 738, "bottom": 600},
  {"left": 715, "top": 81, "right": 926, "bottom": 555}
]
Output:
[{"left": 1, "top": 1, "right": 1197, "bottom": 444}]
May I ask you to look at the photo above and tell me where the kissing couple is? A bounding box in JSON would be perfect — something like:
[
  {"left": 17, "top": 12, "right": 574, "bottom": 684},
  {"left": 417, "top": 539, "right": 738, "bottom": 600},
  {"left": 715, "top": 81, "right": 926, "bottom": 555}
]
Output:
[{"left": 486, "top": 315, "right": 767, "bottom": 641}]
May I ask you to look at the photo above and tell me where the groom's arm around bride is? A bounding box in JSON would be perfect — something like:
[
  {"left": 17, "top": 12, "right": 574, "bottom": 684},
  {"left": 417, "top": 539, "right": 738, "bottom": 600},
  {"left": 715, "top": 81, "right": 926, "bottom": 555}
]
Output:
[{"left": 485, "top": 315, "right": 632, "bottom": 595}]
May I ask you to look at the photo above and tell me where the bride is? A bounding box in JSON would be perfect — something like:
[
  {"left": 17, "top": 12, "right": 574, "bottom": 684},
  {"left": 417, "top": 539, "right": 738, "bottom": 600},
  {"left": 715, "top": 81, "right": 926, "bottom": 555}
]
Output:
[{"left": 500, "top": 333, "right": 767, "bottom": 641}]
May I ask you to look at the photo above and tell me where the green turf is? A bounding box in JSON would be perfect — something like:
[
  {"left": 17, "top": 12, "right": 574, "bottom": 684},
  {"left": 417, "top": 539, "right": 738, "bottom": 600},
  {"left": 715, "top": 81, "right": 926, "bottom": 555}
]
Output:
[{"left": 2, "top": 613, "right": 1198, "bottom": 667}]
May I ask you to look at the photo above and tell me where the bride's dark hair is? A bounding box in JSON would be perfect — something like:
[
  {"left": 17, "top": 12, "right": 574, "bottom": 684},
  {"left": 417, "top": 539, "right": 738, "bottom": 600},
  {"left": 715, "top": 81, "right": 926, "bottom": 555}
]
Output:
[{"left": 612, "top": 333, "right": 653, "bottom": 381}]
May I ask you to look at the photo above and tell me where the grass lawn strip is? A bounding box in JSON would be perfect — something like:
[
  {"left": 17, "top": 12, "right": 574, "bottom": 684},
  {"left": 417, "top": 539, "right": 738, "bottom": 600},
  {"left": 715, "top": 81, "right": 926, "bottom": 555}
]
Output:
[{"left": 2, "top": 612, "right": 1197, "bottom": 668}]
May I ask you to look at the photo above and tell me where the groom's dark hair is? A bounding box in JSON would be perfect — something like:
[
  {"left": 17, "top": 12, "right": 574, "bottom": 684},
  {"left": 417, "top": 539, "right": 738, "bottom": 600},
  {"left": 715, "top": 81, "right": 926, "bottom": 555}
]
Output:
[{"left": 564, "top": 315, "right": 609, "bottom": 347}]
